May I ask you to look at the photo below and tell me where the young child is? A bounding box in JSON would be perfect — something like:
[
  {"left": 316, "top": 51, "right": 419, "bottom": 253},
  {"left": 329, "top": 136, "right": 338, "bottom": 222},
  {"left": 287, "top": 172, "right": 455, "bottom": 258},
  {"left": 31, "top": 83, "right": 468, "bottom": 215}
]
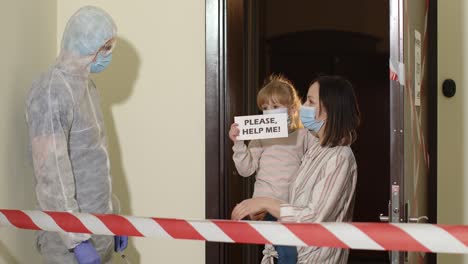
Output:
[{"left": 229, "top": 74, "right": 313, "bottom": 264}]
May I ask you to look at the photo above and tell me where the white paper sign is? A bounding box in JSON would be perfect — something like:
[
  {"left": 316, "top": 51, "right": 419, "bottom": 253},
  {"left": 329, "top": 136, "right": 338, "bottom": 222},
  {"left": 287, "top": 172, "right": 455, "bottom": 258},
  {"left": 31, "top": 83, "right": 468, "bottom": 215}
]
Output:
[
  {"left": 414, "top": 30, "right": 422, "bottom": 106},
  {"left": 234, "top": 113, "right": 288, "bottom": 140},
  {"left": 399, "top": 62, "right": 406, "bottom": 86}
]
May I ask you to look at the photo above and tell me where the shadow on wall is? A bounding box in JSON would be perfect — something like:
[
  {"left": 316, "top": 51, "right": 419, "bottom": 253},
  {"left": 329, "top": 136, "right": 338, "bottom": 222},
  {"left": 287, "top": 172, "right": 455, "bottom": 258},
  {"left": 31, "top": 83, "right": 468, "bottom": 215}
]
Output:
[{"left": 94, "top": 37, "right": 141, "bottom": 263}]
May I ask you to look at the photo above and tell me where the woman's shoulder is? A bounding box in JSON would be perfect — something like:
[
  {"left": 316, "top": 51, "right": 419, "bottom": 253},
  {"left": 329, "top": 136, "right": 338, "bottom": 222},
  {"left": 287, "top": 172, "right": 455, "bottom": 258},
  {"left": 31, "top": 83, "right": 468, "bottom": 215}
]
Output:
[
  {"left": 336, "top": 145, "right": 354, "bottom": 155},
  {"left": 315, "top": 146, "right": 356, "bottom": 176},
  {"left": 330, "top": 145, "right": 356, "bottom": 165},
  {"left": 295, "top": 128, "right": 319, "bottom": 142}
]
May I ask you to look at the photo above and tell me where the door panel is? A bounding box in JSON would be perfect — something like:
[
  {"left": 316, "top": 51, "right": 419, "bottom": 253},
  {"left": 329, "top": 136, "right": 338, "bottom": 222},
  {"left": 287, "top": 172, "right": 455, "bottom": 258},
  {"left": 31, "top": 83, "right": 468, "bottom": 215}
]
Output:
[
  {"left": 389, "top": 0, "right": 431, "bottom": 263},
  {"left": 404, "top": 1, "right": 430, "bottom": 263}
]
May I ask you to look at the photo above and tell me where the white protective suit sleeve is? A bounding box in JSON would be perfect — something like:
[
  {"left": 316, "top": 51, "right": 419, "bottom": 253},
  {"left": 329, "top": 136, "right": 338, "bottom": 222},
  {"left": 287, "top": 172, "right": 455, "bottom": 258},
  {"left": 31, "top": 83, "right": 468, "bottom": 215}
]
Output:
[{"left": 27, "top": 74, "right": 90, "bottom": 249}]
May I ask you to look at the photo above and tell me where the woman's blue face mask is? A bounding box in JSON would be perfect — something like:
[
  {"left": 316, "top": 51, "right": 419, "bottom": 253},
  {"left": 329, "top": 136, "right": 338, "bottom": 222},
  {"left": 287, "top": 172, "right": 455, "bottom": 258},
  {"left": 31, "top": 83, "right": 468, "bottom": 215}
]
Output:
[{"left": 300, "top": 105, "right": 324, "bottom": 133}]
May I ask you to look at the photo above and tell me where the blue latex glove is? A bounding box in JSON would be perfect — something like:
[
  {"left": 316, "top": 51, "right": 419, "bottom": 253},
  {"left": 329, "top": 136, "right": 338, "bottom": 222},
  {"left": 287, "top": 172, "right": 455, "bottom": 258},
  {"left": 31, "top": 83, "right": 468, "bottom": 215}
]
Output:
[
  {"left": 73, "top": 240, "right": 101, "bottom": 264},
  {"left": 114, "top": 236, "right": 128, "bottom": 252}
]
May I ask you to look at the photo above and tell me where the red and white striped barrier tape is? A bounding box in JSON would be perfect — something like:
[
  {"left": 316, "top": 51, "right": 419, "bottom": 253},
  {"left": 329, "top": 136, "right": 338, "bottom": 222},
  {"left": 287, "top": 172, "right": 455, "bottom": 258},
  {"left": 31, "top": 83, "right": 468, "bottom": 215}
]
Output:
[{"left": 0, "top": 209, "right": 467, "bottom": 254}]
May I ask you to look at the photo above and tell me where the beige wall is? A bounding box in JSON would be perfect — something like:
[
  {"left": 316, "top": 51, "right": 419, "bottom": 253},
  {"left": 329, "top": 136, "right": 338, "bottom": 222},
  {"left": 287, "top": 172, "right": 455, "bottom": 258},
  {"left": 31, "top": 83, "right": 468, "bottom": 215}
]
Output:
[
  {"left": 0, "top": 1, "right": 205, "bottom": 263},
  {"left": 438, "top": 0, "right": 468, "bottom": 263},
  {"left": 57, "top": 1, "right": 205, "bottom": 263},
  {"left": 0, "top": 1, "right": 56, "bottom": 263}
]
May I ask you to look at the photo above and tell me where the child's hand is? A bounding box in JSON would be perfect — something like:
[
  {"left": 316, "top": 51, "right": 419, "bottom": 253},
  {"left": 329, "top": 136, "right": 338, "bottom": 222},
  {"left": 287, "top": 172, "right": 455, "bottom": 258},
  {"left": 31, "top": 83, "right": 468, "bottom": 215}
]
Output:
[{"left": 229, "top": 123, "right": 240, "bottom": 142}]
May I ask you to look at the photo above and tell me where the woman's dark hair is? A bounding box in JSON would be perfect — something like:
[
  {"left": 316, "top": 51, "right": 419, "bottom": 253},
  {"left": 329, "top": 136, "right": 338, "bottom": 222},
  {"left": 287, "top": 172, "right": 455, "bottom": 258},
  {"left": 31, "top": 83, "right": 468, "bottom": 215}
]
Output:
[{"left": 313, "top": 75, "right": 360, "bottom": 147}]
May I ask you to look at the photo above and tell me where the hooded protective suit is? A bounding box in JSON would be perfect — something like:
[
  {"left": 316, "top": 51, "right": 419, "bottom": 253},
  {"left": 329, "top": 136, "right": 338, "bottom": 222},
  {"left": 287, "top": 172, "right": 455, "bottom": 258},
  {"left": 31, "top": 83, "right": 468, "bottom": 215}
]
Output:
[{"left": 26, "top": 6, "right": 117, "bottom": 263}]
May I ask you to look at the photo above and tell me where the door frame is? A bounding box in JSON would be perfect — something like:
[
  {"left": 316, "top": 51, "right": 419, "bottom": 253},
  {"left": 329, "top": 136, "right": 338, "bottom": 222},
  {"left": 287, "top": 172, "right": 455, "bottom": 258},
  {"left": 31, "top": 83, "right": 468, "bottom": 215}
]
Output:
[
  {"left": 205, "top": 1, "right": 438, "bottom": 263},
  {"left": 205, "top": 0, "right": 227, "bottom": 263}
]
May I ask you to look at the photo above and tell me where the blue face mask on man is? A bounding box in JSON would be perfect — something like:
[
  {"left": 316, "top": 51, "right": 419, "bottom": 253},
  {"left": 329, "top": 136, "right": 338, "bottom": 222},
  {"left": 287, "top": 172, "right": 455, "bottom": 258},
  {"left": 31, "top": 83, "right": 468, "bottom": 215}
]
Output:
[
  {"left": 90, "top": 53, "right": 112, "bottom": 73},
  {"left": 300, "top": 105, "right": 324, "bottom": 133}
]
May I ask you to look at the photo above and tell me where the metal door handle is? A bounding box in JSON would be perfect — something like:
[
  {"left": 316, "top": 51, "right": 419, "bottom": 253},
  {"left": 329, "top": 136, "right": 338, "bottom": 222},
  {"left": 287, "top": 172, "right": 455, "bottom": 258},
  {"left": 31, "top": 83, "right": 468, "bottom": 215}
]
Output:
[
  {"left": 408, "top": 216, "right": 428, "bottom": 223},
  {"left": 379, "top": 214, "right": 389, "bottom": 222}
]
